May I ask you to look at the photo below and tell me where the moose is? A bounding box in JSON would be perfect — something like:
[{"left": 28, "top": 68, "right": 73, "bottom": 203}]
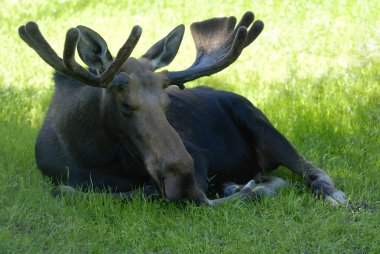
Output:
[{"left": 19, "top": 11, "right": 346, "bottom": 206}]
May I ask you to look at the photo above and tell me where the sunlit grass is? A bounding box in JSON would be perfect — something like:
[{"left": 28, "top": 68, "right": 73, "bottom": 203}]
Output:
[{"left": 0, "top": 0, "right": 379, "bottom": 253}]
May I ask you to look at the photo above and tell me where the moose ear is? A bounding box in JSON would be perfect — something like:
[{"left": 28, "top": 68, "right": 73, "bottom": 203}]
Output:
[
  {"left": 76, "top": 25, "right": 113, "bottom": 73},
  {"left": 141, "top": 25, "right": 185, "bottom": 70}
]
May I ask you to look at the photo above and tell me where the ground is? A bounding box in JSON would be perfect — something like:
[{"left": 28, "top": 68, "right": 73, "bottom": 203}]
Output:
[{"left": 0, "top": 0, "right": 379, "bottom": 252}]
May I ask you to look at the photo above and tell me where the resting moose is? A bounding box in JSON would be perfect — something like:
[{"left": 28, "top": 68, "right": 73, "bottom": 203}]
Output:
[{"left": 19, "top": 11, "right": 346, "bottom": 206}]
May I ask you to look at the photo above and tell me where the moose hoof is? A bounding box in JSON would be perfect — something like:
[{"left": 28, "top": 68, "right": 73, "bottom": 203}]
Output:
[
  {"left": 223, "top": 185, "right": 241, "bottom": 197},
  {"left": 241, "top": 180, "right": 256, "bottom": 192},
  {"left": 222, "top": 180, "right": 256, "bottom": 197},
  {"left": 310, "top": 178, "right": 347, "bottom": 206},
  {"left": 325, "top": 190, "right": 347, "bottom": 206}
]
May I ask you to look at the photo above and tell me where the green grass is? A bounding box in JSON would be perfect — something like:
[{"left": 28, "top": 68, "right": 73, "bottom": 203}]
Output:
[{"left": 1, "top": 0, "right": 379, "bottom": 252}]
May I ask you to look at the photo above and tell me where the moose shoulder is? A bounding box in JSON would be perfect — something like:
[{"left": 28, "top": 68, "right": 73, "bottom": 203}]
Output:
[{"left": 19, "top": 11, "right": 346, "bottom": 206}]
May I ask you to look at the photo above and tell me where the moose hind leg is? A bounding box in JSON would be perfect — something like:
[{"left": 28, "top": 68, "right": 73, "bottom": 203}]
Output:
[{"left": 238, "top": 105, "right": 346, "bottom": 205}]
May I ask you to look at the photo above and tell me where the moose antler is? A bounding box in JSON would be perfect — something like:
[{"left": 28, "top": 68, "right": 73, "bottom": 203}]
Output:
[
  {"left": 168, "top": 11, "right": 264, "bottom": 88},
  {"left": 18, "top": 22, "right": 141, "bottom": 88}
]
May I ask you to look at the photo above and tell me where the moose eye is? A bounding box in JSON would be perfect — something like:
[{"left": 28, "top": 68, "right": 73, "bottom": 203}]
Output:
[
  {"left": 121, "top": 102, "right": 136, "bottom": 115},
  {"left": 122, "top": 102, "right": 130, "bottom": 109}
]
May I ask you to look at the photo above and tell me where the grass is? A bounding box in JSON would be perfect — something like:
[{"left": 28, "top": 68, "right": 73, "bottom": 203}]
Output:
[{"left": 1, "top": 0, "right": 379, "bottom": 252}]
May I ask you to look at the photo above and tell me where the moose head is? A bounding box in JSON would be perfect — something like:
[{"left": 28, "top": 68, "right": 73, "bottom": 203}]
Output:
[{"left": 19, "top": 12, "right": 264, "bottom": 204}]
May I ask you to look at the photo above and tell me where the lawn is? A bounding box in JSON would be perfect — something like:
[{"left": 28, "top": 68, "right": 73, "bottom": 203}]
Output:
[{"left": 1, "top": 0, "right": 379, "bottom": 253}]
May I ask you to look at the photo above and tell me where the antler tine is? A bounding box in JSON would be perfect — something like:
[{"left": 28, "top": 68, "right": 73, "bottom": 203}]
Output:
[
  {"left": 233, "top": 11, "right": 264, "bottom": 47},
  {"left": 99, "top": 25, "right": 142, "bottom": 85},
  {"left": 245, "top": 20, "right": 264, "bottom": 47},
  {"left": 236, "top": 11, "right": 255, "bottom": 28},
  {"left": 18, "top": 22, "right": 71, "bottom": 76},
  {"left": 63, "top": 28, "right": 100, "bottom": 85},
  {"left": 168, "top": 12, "right": 264, "bottom": 88}
]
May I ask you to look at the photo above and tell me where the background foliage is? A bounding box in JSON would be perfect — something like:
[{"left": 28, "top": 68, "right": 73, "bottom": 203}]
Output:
[{"left": 0, "top": 0, "right": 379, "bottom": 252}]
